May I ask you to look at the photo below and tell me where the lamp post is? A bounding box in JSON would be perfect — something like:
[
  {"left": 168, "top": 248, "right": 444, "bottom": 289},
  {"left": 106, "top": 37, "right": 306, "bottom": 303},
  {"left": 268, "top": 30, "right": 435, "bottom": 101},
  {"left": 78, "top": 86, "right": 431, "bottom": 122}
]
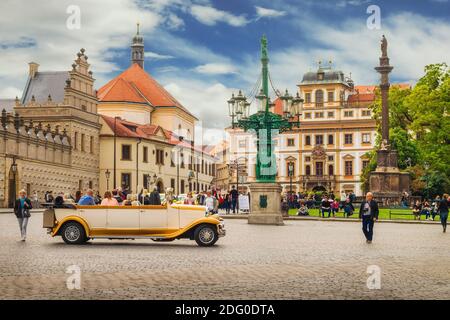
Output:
[
  {"left": 288, "top": 161, "right": 294, "bottom": 205},
  {"left": 105, "top": 169, "right": 111, "bottom": 191},
  {"left": 228, "top": 37, "right": 302, "bottom": 182},
  {"left": 228, "top": 36, "right": 302, "bottom": 225},
  {"left": 113, "top": 116, "right": 120, "bottom": 189},
  {"left": 176, "top": 136, "right": 184, "bottom": 196},
  {"left": 424, "top": 162, "right": 430, "bottom": 200}
]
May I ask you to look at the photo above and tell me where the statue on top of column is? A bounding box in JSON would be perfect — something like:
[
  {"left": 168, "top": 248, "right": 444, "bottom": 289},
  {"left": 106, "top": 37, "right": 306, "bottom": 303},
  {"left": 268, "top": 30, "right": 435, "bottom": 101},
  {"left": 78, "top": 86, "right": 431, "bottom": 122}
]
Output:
[{"left": 381, "top": 35, "right": 388, "bottom": 57}]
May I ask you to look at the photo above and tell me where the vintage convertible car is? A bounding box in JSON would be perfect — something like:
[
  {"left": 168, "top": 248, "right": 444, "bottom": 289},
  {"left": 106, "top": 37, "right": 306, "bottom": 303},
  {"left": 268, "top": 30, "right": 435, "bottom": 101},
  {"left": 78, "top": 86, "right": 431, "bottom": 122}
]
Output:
[{"left": 43, "top": 204, "right": 225, "bottom": 246}]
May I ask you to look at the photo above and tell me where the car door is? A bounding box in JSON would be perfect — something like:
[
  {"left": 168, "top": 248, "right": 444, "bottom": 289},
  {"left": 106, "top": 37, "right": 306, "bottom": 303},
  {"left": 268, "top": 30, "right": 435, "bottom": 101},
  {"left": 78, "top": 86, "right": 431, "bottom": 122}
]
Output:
[
  {"left": 79, "top": 206, "right": 107, "bottom": 230},
  {"left": 107, "top": 206, "right": 140, "bottom": 234},
  {"left": 139, "top": 205, "right": 169, "bottom": 233}
]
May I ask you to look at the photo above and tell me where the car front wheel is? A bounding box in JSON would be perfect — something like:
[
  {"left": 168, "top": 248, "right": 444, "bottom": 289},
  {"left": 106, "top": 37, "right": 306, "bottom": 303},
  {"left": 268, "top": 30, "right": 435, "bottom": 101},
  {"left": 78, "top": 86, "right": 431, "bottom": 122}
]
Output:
[
  {"left": 61, "top": 221, "right": 87, "bottom": 244},
  {"left": 194, "top": 224, "right": 218, "bottom": 247}
]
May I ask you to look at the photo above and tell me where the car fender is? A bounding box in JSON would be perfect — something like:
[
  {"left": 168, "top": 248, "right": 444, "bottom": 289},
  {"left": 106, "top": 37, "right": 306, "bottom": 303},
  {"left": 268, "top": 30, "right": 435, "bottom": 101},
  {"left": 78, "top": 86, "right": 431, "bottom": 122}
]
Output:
[{"left": 52, "top": 216, "right": 90, "bottom": 237}]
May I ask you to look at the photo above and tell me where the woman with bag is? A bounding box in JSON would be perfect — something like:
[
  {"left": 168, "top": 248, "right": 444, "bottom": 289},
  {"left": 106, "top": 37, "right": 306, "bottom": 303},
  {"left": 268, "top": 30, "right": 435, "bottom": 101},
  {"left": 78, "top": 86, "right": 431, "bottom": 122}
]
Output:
[{"left": 14, "top": 189, "right": 33, "bottom": 241}]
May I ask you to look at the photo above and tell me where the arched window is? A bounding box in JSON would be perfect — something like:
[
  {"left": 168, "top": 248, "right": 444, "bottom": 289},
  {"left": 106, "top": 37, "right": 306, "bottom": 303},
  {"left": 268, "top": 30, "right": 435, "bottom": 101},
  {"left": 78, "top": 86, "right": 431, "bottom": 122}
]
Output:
[
  {"left": 328, "top": 164, "right": 334, "bottom": 176},
  {"left": 305, "top": 165, "right": 311, "bottom": 176},
  {"left": 315, "top": 90, "right": 324, "bottom": 105}
]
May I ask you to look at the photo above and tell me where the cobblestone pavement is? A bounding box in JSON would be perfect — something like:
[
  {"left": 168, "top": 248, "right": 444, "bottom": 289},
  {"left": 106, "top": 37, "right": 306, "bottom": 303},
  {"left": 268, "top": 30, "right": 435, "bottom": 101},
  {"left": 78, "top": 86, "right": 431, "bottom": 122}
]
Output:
[{"left": 1, "top": 213, "right": 449, "bottom": 299}]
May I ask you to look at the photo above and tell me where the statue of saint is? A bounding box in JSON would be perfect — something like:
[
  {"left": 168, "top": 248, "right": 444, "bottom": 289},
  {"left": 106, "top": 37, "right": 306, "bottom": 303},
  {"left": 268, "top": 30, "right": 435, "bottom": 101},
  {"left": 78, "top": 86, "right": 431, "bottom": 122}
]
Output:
[{"left": 381, "top": 35, "right": 388, "bottom": 57}]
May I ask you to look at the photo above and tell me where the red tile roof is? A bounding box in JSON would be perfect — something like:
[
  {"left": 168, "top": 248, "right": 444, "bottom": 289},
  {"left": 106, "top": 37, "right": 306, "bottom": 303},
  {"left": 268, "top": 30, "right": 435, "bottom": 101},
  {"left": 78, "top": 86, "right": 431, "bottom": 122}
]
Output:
[
  {"left": 101, "top": 115, "right": 209, "bottom": 154},
  {"left": 97, "top": 63, "right": 197, "bottom": 119},
  {"left": 347, "top": 93, "right": 375, "bottom": 103}
]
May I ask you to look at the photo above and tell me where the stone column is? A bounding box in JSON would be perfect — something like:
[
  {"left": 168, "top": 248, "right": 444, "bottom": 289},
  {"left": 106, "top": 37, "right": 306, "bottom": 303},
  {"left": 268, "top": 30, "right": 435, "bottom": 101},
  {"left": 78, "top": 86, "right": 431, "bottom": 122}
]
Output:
[{"left": 374, "top": 35, "right": 393, "bottom": 148}]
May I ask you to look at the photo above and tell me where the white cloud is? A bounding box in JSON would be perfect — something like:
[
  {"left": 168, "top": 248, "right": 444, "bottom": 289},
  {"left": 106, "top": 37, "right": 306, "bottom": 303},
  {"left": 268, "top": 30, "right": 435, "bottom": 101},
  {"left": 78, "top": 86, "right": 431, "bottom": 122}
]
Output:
[
  {"left": 255, "top": 6, "right": 286, "bottom": 19},
  {"left": 194, "top": 63, "right": 237, "bottom": 75},
  {"left": 145, "top": 51, "right": 175, "bottom": 60},
  {"left": 190, "top": 5, "right": 248, "bottom": 27},
  {"left": 163, "top": 80, "right": 235, "bottom": 144},
  {"left": 0, "top": 0, "right": 162, "bottom": 98}
]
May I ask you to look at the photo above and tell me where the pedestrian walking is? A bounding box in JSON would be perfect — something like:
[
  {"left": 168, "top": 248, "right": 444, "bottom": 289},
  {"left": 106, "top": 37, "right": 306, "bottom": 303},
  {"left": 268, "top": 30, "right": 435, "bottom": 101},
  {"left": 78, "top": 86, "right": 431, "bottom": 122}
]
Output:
[
  {"left": 230, "top": 185, "right": 238, "bottom": 213},
  {"left": 359, "top": 192, "right": 379, "bottom": 244},
  {"left": 438, "top": 194, "right": 449, "bottom": 233},
  {"left": 14, "top": 189, "right": 32, "bottom": 241}
]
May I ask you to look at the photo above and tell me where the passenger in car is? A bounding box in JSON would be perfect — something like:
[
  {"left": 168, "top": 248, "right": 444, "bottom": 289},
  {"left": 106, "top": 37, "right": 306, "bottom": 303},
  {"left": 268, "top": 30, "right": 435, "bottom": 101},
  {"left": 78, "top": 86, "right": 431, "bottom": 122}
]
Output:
[{"left": 101, "top": 191, "right": 119, "bottom": 206}]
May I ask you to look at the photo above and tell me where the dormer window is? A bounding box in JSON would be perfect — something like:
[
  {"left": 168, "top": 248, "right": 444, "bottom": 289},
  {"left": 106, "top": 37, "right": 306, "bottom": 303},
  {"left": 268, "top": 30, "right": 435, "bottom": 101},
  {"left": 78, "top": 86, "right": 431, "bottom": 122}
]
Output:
[
  {"left": 123, "top": 124, "right": 137, "bottom": 132},
  {"left": 317, "top": 72, "right": 324, "bottom": 80}
]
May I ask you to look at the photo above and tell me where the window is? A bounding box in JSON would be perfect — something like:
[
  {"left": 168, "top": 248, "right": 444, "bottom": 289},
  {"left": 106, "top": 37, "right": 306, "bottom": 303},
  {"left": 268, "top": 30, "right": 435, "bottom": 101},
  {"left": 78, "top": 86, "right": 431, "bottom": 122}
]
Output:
[
  {"left": 181, "top": 180, "right": 185, "bottom": 194},
  {"left": 327, "top": 111, "right": 334, "bottom": 118},
  {"left": 344, "top": 134, "right": 353, "bottom": 145},
  {"left": 305, "top": 93, "right": 311, "bottom": 103},
  {"left": 170, "top": 151, "right": 175, "bottom": 167},
  {"left": 305, "top": 135, "right": 311, "bottom": 146},
  {"left": 315, "top": 90, "right": 324, "bottom": 106},
  {"left": 89, "top": 181, "right": 93, "bottom": 189},
  {"left": 327, "top": 91, "right": 334, "bottom": 102},
  {"left": 328, "top": 134, "right": 334, "bottom": 145},
  {"left": 121, "top": 173, "right": 131, "bottom": 189},
  {"left": 305, "top": 156, "right": 311, "bottom": 162},
  {"left": 328, "top": 155, "right": 334, "bottom": 161},
  {"left": 315, "top": 135, "right": 323, "bottom": 145},
  {"left": 362, "top": 110, "right": 371, "bottom": 117},
  {"left": 74, "top": 132, "right": 78, "bottom": 150},
  {"left": 121, "top": 145, "right": 131, "bottom": 160},
  {"left": 315, "top": 162, "right": 323, "bottom": 176},
  {"left": 143, "top": 146, "right": 148, "bottom": 163},
  {"left": 238, "top": 140, "right": 246, "bottom": 148},
  {"left": 315, "top": 112, "right": 324, "bottom": 118},
  {"left": 362, "top": 160, "right": 370, "bottom": 170},
  {"left": 287, "top": 138, "right": 295, "bottom": 147},
  {"left": 344, "top": 110, "right": 354, "bottom": 117},
  {"left": 180, "top": 153, "right": 185, "bottom": 168},
  {"left": 81, "top": 134, "right": 85, "bottom": 152},
  {"left": 304, "top": 112, "right": 311, "bottom": 119},
  {"left": 143, "top": 174, "right": 149, "bottom": 189},
  {"left": 170, "top": 178, "right": 175, "bottom": 189},
  {"left": 305, "top": 165, "right": 311, "bottom": 176},
  {"left": 156, "top": 149, "right": 164, "bottom": 165},
  {"left": 90, "top": 136, "right": 94, "bottom": 154},
  {"left": 287, "top": 162, "right": 295, "bottom": 176},
  {"left": 345, "top": 161, "right": 353, "bottom": 176},
  {"left": 328, "top": 164, "right": 334, "bottom": 176},
  {"left": 362, "top": 133, "right": 371, "bottom": 144}
]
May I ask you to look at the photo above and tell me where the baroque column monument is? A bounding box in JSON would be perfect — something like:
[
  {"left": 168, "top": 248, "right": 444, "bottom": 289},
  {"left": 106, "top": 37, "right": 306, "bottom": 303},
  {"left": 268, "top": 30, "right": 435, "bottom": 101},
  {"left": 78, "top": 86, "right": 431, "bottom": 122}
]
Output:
[{"left": 369, "top": 35, "right": 410, "bottom": 205}]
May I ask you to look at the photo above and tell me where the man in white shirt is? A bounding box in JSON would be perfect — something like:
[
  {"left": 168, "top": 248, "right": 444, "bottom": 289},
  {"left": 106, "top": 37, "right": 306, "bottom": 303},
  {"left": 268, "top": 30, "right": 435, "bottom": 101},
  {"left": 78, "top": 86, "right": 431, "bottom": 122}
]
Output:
[{"left": 204, "top": 191, "right": 215, "bottom": 214}]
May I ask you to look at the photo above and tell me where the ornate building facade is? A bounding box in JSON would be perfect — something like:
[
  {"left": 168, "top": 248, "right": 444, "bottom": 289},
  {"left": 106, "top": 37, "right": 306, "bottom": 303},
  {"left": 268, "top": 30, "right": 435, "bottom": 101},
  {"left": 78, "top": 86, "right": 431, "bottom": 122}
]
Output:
[
  {"left": 0, "top": 27, "right": 216, "bottom": 207},
  {"left": 96, "top": 26, "right": 215, "bottom": 195},
  {"left": 222, "top": 64, "right": 383, "bottom": 197},
  {"left": 0, "top": 49, "right": 100, "bottom": 207}
]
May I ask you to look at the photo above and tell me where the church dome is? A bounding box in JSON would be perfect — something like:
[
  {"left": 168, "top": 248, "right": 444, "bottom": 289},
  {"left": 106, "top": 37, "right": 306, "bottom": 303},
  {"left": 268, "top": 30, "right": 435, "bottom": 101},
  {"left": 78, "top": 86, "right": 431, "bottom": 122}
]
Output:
[{"left": 301, "top": 64, "right": 351, "bottom": 86}]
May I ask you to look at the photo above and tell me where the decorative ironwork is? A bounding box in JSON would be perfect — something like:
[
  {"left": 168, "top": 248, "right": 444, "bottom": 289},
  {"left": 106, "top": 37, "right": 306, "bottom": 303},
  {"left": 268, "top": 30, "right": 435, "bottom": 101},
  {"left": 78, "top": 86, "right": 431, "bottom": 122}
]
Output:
[{"left": 228, "top": 36, "right": 303, "bottom": 183}]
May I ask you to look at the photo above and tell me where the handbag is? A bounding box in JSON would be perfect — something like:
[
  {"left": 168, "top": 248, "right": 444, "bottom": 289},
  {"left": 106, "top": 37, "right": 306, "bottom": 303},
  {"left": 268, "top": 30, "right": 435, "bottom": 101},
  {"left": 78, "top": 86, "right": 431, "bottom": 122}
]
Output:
[{"left": 23, "top": 207, "right": 31, "bottom": 218}]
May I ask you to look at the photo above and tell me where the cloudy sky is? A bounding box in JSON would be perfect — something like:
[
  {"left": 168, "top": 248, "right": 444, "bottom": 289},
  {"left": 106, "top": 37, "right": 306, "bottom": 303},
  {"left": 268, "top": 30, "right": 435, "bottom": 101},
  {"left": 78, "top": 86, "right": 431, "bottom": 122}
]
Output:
[{"left": 0, "top": 0, "right": 449, "bottom": 144}]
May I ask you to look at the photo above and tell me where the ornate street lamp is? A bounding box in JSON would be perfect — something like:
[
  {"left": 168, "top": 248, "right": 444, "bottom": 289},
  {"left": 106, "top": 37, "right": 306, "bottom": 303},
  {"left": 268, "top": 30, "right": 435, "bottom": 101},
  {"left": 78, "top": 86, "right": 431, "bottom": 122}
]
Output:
[
  {"left": 227, "top": 36, "right": 302, "bottom": 183},
  {"left": 105, "top": 169, "right": 111, "bottom": 191},
  {"left": 11, "top": 157, "right": 18, "bottom": 173}
]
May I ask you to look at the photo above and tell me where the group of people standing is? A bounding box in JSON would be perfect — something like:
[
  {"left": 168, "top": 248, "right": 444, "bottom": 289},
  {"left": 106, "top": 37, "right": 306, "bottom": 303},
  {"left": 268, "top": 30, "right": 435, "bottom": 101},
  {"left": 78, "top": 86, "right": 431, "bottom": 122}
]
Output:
[{"left": 182, "top": 186, "right": 241, "bottom": 214}]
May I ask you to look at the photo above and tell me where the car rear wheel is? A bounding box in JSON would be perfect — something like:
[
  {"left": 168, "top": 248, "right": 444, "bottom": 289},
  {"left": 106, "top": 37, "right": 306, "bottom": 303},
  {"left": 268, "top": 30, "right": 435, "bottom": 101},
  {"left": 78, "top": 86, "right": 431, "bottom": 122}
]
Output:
[
  {"left": 194, "top": 224, "right": 218, "bottom": 247},
  {"left": 61, "top": 221, "right": 87, "bottom": 244}
]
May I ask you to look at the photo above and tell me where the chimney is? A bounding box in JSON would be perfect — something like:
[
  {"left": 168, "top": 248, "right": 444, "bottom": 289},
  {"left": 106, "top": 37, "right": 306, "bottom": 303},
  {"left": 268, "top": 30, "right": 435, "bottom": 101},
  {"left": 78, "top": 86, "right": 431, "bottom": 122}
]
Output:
[{"left": 28, "top": 62, "right": 40, "bottom": 79}]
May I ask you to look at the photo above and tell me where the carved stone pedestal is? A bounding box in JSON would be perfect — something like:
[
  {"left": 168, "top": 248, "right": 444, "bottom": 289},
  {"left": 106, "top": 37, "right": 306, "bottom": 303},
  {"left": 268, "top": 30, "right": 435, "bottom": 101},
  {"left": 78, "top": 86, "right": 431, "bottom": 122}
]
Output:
[
  {"left": 369, "top": 149, "right": 410, "bottom": 206},
  {"left": 248, "top": 182, "right": 284, "bottom": 226}
]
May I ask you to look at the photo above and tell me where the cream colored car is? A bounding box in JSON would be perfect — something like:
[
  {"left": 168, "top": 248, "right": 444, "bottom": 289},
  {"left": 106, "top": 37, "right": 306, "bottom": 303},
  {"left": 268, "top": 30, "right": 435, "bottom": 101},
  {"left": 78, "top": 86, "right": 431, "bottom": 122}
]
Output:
[{"left": 43, "top": 204, "right": 225, "bottom": 246}]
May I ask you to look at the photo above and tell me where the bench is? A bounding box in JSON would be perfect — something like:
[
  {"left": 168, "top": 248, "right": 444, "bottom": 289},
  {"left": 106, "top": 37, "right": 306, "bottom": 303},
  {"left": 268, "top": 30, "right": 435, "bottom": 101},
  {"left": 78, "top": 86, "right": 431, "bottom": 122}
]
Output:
[{"left": 389, "top": 209, "right": 415, "bottom": 220}]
